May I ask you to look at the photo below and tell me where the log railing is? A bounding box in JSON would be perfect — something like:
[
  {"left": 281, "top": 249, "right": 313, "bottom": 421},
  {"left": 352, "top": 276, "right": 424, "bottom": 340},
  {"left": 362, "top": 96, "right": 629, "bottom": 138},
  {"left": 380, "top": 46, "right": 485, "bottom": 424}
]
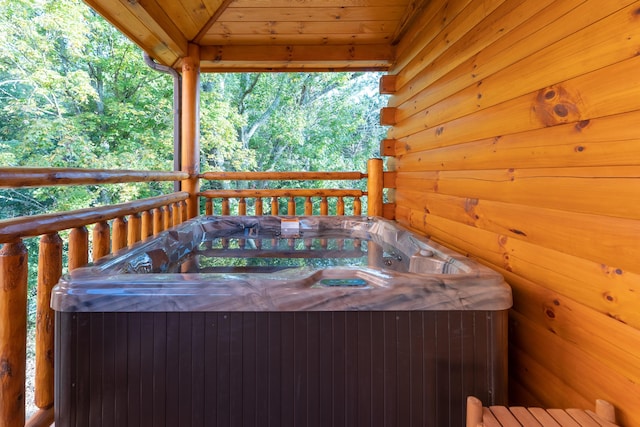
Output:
[
  {"left": 199, "top": 158, "right": 385, "bottom": 217},
  {"left": 0, "top": 161, "right": 391, "bottom": 427},
  {"left": 0, "top": 168, "right": 187, "bottom": 427},
  {"left": 200, "top": 188, "right": 365, "bottom": 216}
]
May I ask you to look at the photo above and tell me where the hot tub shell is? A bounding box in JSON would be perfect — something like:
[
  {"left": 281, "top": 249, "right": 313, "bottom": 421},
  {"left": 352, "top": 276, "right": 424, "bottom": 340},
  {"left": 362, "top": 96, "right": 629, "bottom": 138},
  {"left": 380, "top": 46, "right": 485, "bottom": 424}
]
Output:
[{"left": 53, "top": 216, "right": 512, "bottom": 427}]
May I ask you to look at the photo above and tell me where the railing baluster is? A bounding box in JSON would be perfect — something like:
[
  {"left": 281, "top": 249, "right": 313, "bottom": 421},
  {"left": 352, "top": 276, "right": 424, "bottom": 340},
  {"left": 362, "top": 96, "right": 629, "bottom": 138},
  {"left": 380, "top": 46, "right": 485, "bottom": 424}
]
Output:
[
  {"left": 320, "top": 197, "right": 328, "bottom": 215},
  {"left": 354, "top": 197, "right": 362, "bottom": 216},
  {"left": 287, "top": 197, "right": 296, "bottom": 215},
  {"left": 181, "top": 200, "right": 188, "bottom": 221},
  {"left": 176, "top": 201, "right": 185, "bottom": 224},
  {"left": 222, "top": 198, "right": 230, "bottom": 216},
  {"left": 0, "top": 240, "right": 28, "bottom": 427},
  {"left": 163, "top": 205, "right": 172, "bottom": 230},
  {"left": 68, "top": 226, "right": 89, "bottom": 271},
  {"left": 255, "top": 197, "right": 263, "bottom": 216},
  {"left": 112, "top": 217, "right": 128, "bottom": 252},
  {"left": 153, "top": 207, "right": 163, "bottom": 235},
  {"left": 141, "top": 211, "right": 153, "bottom": 240},
  {"left": 93, "top": 222, "right": 111, "bottom": 261},
  {"left": 337, "top": 196, "right": 344, "bottom": 216},
  {"left": 304, "top": 197, "right": 312, "bottom": 215},
  {"left": 172, "top": 203, "right": 180, "bottom": 227},
  {"left": 238, "top": 198, "right": 247, "bottom": 215},
  {"left": 35, "top": 233, "right": 62, "bottom": 411},
  {"left": 205, "top": 197, "right": 213, "bottom": 215},
  {"left": 271, "top": 197, "right": 279, "bottom": 215},
  {"left": 128, "top": 213, "right": 142, "bottom": 245}
]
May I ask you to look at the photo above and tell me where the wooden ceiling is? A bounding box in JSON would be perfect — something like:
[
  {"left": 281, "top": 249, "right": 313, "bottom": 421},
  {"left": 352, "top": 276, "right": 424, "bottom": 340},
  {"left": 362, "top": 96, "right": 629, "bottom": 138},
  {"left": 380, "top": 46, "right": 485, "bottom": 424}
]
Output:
[{"left": 82, "top": 0, "right": 426, "bottom": 72}]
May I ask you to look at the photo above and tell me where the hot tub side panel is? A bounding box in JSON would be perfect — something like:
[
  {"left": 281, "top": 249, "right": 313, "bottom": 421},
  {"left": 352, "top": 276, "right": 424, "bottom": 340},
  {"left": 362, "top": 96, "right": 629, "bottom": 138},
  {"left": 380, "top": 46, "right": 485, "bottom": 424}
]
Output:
[{"left": 55, "top": 310, "right": 508, "bottom": 427}]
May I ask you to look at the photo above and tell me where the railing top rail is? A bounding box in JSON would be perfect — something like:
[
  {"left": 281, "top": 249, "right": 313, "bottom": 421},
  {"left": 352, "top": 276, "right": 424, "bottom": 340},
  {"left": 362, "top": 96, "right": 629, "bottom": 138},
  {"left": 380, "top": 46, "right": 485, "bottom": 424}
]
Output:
[
  {"left": 0, "top": 167, "right": 189, "bottom": 188},
  {"left": 0, "top": 192, "right": 189, "bottom": 243},
  {"left": 200, "top": 189, "right": 365, "bottom": 198},
  {"left": 200, "top": 171, "right": 366, "bottom": 181}
]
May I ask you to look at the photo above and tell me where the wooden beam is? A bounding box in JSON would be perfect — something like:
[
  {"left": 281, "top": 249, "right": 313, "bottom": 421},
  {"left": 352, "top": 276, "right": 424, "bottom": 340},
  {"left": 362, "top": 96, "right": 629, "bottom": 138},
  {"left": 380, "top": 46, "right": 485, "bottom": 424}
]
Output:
[{"left": 199, "top": 44, "right": 393, "bottom": 71}]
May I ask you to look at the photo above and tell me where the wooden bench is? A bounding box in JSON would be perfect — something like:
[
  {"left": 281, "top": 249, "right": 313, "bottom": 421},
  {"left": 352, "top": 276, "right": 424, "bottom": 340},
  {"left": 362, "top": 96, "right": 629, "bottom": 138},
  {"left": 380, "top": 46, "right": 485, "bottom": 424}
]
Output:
[{"left": 466, "top": 396, "right": 619, "bottom": 427}]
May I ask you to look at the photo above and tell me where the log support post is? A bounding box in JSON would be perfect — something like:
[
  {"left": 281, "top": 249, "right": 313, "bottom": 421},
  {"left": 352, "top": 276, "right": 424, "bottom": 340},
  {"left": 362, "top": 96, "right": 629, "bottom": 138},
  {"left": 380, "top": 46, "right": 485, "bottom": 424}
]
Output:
[
  {"left": 181, "top": 43, "right": 201, "bottom": 219},
  {"left": 0, "top": 240, "right": 28, "bottom": 427},
  {"left": 367, "top": 158, "right": 384, "bottom": 216}
]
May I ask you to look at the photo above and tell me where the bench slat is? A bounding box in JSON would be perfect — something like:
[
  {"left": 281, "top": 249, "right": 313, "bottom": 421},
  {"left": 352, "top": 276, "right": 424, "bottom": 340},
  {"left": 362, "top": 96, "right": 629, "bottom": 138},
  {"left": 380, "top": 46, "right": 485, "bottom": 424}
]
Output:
[
  {"left": 509, "top": 407, "right": 543, "bottom": 426},
  {"left": 528, "top": 408, "right": 562, "bottom": 427}
]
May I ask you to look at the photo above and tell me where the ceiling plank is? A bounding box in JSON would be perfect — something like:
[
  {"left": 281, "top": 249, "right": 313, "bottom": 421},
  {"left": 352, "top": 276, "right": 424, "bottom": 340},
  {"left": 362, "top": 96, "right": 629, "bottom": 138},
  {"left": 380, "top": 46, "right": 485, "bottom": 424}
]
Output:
[
  {"left": 193, "top": 0, "right": 235, "bottom": 43},
  {"left": 218, "top": 6, "right": 407, "bottom": 22},
  {"left": 200, "top": 33, "right": 392, "bottom": 46},
  {"left": 205, "top": 20, "right": 397, "bottom": 37},
  {"left": 156, "top": 0, "right": 201, "bottom": 39}
]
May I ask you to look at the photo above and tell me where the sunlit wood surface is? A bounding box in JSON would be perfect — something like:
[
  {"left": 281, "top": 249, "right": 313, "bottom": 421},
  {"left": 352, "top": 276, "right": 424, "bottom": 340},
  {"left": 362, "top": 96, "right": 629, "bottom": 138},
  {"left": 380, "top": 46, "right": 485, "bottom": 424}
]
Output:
[{"left": 82, "top": 0, "right": 427, "bottom": 71}]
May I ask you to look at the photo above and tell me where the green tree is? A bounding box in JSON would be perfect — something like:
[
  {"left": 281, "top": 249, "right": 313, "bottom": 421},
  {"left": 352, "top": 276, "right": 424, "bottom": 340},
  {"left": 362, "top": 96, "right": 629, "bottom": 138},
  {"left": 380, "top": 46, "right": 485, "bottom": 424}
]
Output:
[
  {"left": 0, "top": 0, "right": 175, "bottom": 218},
  {"left": 199, "top": 72, "right": 385, "bottom": 186}
]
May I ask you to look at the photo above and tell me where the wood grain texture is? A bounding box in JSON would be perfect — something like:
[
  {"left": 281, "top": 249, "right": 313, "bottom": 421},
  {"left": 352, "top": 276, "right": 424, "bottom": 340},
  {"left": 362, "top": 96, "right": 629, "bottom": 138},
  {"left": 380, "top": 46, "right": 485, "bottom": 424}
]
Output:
[
  {"left": 35, "top": 234, "right": 62, "bottom": 409},
  {"left": 0, "top": 241, "right": 28, "bottom": 427}
]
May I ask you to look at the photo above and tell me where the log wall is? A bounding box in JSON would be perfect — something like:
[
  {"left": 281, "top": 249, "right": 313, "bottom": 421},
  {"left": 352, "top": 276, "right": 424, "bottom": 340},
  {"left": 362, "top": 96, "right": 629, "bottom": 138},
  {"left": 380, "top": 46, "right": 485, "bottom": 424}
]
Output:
[{"left": 387, "top": 1, "right": 640, "bottom": 425}]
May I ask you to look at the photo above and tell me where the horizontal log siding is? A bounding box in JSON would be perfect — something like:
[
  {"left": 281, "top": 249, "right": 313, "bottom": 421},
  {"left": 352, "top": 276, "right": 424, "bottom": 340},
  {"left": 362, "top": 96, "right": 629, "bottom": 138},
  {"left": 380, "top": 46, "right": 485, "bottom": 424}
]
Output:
[{"left": 389, "top": 0, "right": 640, "bottom": 425}]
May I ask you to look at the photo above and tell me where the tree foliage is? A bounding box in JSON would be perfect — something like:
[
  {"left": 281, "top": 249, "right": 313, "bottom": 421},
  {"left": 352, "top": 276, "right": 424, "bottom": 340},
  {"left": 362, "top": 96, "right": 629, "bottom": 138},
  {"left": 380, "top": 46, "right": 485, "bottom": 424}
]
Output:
[{"left": 0, "top": 0, "right": 386, "bottom": 216}]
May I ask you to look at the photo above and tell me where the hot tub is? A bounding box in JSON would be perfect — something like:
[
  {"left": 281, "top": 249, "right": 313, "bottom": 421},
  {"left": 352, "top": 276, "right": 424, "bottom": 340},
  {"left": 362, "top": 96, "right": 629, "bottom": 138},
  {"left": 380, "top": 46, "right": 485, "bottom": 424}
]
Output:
[{"left": 52, "top": 216, "right": 511, "bottom": 427}]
